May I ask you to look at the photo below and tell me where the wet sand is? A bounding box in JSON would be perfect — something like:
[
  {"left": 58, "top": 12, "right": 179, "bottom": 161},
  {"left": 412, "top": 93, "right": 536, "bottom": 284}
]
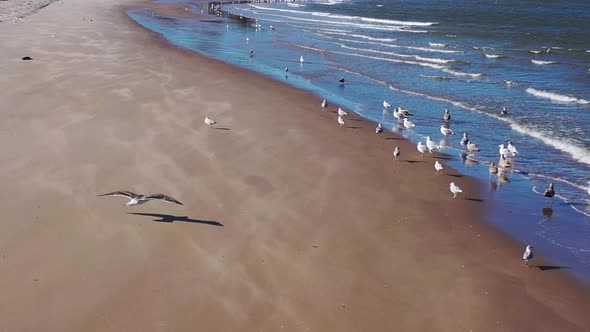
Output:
[{"left": 0, "top": 0, "right": 589, "bottom": 331}]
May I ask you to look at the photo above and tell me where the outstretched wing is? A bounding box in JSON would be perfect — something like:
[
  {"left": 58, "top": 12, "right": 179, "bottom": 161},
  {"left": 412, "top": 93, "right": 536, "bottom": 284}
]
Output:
[
  {"left": 146, "top": 194, "right": 183, "bottom": 205},
  {"left": 98, "top": 191, "right": 137, "bottom": 198}
]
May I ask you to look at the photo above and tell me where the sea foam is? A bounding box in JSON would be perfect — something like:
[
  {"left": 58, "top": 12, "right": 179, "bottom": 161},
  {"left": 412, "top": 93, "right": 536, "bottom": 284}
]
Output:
[{"left": 525, "top": 88, "right": 590, "bottom": 104}]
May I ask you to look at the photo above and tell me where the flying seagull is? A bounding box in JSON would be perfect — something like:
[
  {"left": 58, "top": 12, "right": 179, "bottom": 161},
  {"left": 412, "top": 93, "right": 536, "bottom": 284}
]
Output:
[
  {"left": 204, "top": 116, "right": 217, "bottom": 127},
  {"left": 522, "top": 245, "right": 534, "bottom": 267},
  {"left": 98, "top": 191, "right": 183, "bottom": 206}
]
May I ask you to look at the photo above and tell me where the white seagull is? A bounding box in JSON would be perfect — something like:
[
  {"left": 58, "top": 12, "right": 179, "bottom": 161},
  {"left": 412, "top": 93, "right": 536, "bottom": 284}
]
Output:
[
  {"left": 435, "top": 160, "right": 444, "bottom": 174},
  {"left": 321, "top": 99, "right": 328, "bottom": 111},
  {"left": 417, "top": 141, "right": 428, "bottom": 156},
  {"left": 425, "top": 136, "right": 439, "bottom": 153},
  {"left": 383, "top": 100, "right": 391, "bottom": 109},
  {"left": 440, "top": 125, "right": 455, "bottom": 136},
  {"left": 204, "top": 116, "right": 217, "bottom": 127},
  {"left": 338, "top": 115, "right": 346, "bottom": 127},
  {"left": 507, "top": 141, "right": 519, "bottom": 156},
  {"left": 338, "top": 108, "right": 348, "bottom": 117},
  {"left": 460, "top": 132, "right": 469, "bottom": 146},
  {"left": 449, "top": 182, "right": 463, "bottom": 199},
  {"left": 98, "top": 191, "right": 183, "bottom": 206},
  {"left": 375, "top": 123, "right": 383, "bottom": 134},
  {"left": 392, "top": 108, "right": 403, "bottom": 120},
  {"left": 403, "top": 118, "right": 416, "bottom": 129},
  {"left": 393, "top": 146, "right": 400, "bottom": 161},
  {"left": 443, "top": 109, "right": 451, "bottom": 122},
  {"left": 522, "top": 245, "right": 534, "bottom": 267},
  {"left": 498, "top": 144, "right": 510, "bottom": 157},
  {"left": 300, "top": 55, "right": 305, "bottom": 63}
]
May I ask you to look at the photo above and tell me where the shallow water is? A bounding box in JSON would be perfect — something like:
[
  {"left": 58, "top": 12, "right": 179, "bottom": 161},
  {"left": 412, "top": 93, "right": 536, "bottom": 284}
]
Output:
[{"left": 128, "top": 0, "right": 590, "bottom": 282}]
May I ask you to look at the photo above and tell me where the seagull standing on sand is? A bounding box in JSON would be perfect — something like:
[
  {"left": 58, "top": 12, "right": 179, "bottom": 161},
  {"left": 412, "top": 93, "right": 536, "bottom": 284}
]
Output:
[
  {"left": 403, "top": 117, "right": 416, "bottom": 129},
  {"left": 417, "top": 141, "right": 428, "bottom": 156},
  {"left": 383, "top": 100, "right": 391, "bottom": 109},
  {"left": 522, "top": 245, "right": 534, "bottom": 267},
  {"left": 443, "top": 109, "right": 451, "bottom": 122},
  {"left": 543, "top": 182, "right": 555, "bottom": 199},
  {"left": 426, "top": 136, "right": 438, "bottom": 153},
  {"left": 98, "top": 191, "right": 183, "bottom": 206},
  {"left": 435, "top": 160, "right": 444, "bottom": 174},
  {"left": 338, "top": 108, "right": 348, "bottom": 117},
  {"left": 460, "top": 132, "right": 469, "bottom": 146},
  {"left": 204, "top": 116, "right": 217, "bottom": 127},
  {"left": 489, "top": 162, "right": 499, "bottom": 175},
  {"left": 338, "top": 115, "right": 346, "bottom": 127},
  {"left": 321, "top": 99, "right": 328, "bottom": 111},
  {"left": 440, "top": 125, "right": 455, "bottom": 136},
  {"left": 393, "top": 146, "right": 400, "bottom": 161},
  {"left": 449, "top": 182, "right": 463, "bottom": 198},
  {"left": 375, "top": 123, "right": 383, "bottom": 134}
]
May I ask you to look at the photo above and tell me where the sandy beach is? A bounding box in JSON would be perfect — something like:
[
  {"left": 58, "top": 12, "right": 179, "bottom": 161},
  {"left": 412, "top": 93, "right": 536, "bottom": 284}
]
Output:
[{"left": 0, "top": 0, "right": 589, "bottom": 331}]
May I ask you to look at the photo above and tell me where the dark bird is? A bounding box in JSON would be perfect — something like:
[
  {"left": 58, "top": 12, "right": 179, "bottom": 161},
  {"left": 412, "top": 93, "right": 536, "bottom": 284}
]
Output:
[
  {"left": 543, "top": 182, "right": 555, "bottom": 198},
  {"left": 443, "top": 109, "right": 451, "bottom": 121},
  {"left": 375, "top": 123, "right": 383, "bottom": 134},
  {"left": 500, "top": 107, "right": 508, "bottom": 116},
  {"left": 98, "top": 191, "right": 183, "bottom": 206},
  {"left": 339, "top": 77, "right": 345, "bottom": 85}
]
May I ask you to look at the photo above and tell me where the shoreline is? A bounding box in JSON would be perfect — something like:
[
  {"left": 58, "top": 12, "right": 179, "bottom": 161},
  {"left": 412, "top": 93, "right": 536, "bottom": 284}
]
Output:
[
  {"left": 128, "top": 0, "right": 590, "bottom": 283},
  {"left": 0, "top": 0, "right": 589, "bottom": 330}
]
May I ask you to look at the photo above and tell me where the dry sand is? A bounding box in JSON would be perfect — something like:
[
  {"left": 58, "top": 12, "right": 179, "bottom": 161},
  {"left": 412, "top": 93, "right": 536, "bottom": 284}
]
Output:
[{"left": 0, "top": 0, "right": 589, "bottom": 331}]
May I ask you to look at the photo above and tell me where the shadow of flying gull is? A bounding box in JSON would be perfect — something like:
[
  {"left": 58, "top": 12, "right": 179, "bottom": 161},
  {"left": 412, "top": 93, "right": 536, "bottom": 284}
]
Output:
[{"left": 128, "top": 213, "right": 223, "bottom": 227}]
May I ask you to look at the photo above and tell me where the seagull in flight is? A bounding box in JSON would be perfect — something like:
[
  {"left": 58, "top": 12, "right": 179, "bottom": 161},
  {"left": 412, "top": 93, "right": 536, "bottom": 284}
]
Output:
[
  {"left": 204, "top": 116, "right": 217, "bottom": 127},
  {"left": 98, "top": 191, "right": 183, "bottom": 206}
]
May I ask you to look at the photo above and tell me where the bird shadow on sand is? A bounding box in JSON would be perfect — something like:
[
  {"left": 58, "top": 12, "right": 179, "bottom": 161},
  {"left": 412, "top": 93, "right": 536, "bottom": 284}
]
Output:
[
  {"left": 536, "top": 265, "right": 571, "bottom": 271},
  {"left": 346, "top": 126, "right": 361, "bottom": 129},
  {"left": 214, "top": 127, "right": 230, "bottom": 131},
  {"left": 447, "top": 174, "right": 464, "bottom": 178},
  {"left": 128, "top": 213, "right": 223, "bottom": 227},
  {"left": 464, "top": 198, "right": 484, "bottom": 202},
  {"left": 406, "top": 160, "right": 424, "bottom": 164},
  {"left": 385, "top": 137, "right": 402, "bottom": 140}
]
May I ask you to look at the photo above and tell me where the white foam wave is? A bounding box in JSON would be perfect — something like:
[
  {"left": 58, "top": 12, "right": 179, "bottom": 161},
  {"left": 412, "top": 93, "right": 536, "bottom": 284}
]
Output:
[
  {"left": 570, "top": 205, "right": 590, "bottom": 218},
  {"left": 525, "top": 88, "right": 590, "bottom": 104},
  {"left": 529, "top": 50, "right": 542, "bottom": 54},
  {"left": 531, "top": 60, "right": 556, "bottom": 65},
  {"left": 318, "top": 32, "right": 461, "bottom": 53},
  {"left": 484, "top": 54, "right": 504, "bottom": 59},
  {"left": 287, "top": 3, "right": 305, "bottom": 7},
  {"left": 248, "top": 4, "right": 436, "bottom": 26},
  {"left": 420, "top": 75, "right": 452, "bottom": 80},
  {"left": 428, "top": 42, "right": 446, "bottom": 47},
  {"left": 510, "top": 123, "right": 590, "bottom": 165},
  {"left": 527, "top": 173, "right": 589, "bottom": 192},
  {"left": 336, "top": 43, "right": 455, "bottom": 64},
  {"left": 441, "top": 68, "right": 484, "bottom": 78}
]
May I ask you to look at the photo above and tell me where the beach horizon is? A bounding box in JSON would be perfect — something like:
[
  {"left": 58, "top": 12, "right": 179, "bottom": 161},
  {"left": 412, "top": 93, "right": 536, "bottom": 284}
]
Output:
[{"left": 0, "top": 0, "right": 589, "bottom": 330}]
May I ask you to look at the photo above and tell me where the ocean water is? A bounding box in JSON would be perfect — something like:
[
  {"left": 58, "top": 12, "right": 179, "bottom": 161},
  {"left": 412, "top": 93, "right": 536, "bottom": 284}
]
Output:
[{"left": 128, "top": 0, "right": 590, "bottom": 282}]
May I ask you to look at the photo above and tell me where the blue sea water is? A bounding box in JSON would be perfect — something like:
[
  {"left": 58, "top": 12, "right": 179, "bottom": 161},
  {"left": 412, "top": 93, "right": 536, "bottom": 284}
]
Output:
[{"left": 128, "top": 0, "right": 590, "bottom": 282}]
